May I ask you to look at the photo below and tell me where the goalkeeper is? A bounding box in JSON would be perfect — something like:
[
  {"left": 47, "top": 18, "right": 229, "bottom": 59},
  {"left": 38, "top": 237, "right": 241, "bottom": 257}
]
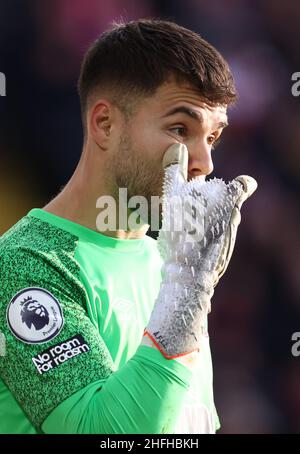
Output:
[{"left": 0, "top": 19, "right": 257, "bottom": 434}]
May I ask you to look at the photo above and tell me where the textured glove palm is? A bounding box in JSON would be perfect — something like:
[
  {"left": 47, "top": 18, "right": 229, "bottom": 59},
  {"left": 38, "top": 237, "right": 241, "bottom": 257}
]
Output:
[{"left": 145, "top": 143, "right": 258, "bottom": 359}]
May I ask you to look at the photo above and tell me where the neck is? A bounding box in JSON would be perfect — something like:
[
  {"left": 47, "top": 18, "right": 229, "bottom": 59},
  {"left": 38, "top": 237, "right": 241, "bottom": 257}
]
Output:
[{"left": 43, "top": 149, "right": 149, "bottom": 240}]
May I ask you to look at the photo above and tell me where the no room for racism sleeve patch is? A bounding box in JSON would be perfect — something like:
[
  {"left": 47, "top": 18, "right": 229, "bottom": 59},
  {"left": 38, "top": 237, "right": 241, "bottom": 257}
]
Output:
[{"left": 32, "top": 334, "right": 90, "bottom": 375}]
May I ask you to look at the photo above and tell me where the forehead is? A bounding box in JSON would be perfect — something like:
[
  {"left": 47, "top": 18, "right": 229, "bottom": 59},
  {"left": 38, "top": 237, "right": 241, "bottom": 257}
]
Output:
[{"left": 143, "top": 79, "right": 228, "bottom": 124}]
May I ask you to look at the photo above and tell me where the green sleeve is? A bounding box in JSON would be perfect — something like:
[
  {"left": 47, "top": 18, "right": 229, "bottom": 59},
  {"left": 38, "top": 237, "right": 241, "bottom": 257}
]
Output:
[
  {"left": 0, "top": 246, "right": 192, "bottom": 433},
  {"left": 42, "top": 345, "right": 192, "bottom": 434},
  {"left": 0, "top": 246, "right": 115, "bottom": 428}
]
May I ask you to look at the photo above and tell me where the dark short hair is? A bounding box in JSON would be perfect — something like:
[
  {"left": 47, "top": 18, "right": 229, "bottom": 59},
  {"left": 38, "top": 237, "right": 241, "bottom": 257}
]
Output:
[{"left": 78, "top": 19, "right": 237, "bottom": 130}]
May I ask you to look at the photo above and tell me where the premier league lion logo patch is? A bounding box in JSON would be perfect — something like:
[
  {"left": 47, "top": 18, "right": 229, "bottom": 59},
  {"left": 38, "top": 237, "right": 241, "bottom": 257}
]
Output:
[
  {"left": 20, "top": 296, "right": 50, "bottom": 331},
  {"left": 7, "top": 288, "right": 64, "bottom": 344}
]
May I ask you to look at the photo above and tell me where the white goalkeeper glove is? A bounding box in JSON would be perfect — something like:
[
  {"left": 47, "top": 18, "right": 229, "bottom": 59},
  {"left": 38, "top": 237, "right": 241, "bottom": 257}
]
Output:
[{"left": 144, "top": 143, "right": 257, "bottom": 359}]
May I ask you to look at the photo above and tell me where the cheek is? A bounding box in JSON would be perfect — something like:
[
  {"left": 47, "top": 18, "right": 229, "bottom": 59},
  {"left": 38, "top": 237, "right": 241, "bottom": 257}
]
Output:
[{"left": 130, "top": 121, "right": 182, "bottom": 165}]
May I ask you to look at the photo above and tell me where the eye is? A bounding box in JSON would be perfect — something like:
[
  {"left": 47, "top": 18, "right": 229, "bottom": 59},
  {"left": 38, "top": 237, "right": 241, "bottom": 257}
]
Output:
[
  {"left": 209, "top": 136, "right": 221, "bottom": 150},
  {"left": 169, "top": 126, "right": 187, "bottom": 137}
]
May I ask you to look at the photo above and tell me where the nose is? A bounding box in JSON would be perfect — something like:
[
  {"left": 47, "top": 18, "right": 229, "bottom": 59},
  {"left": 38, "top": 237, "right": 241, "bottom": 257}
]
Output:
[{"left": 187, "top": 142, "right": 214, "bottom": 179}]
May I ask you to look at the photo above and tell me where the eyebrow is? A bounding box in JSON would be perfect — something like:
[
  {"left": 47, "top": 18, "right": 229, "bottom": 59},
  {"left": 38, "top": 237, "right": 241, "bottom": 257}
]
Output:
[{"left": 163, "top": 106, "right": 229, "bottom": 129}]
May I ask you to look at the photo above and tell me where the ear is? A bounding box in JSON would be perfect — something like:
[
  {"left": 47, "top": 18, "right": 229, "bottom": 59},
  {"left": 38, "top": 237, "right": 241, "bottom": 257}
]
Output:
[{"left": 88, "top": 100, "right": 114, "bottom": 151}]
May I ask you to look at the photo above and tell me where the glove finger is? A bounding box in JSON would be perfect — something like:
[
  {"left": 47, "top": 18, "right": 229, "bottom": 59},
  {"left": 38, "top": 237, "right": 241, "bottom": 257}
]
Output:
[
  {"left": 214, "top": 175, "right": 257, "bottom": 285},
  {"left": 232, "top": 175, "right": 258, "bottom": 209},
  {"left": 162, "top": 143, "right": 188, "bottom": 197},
  {"left": 214, "top": 217, "right": 238, "bottom": 285}
]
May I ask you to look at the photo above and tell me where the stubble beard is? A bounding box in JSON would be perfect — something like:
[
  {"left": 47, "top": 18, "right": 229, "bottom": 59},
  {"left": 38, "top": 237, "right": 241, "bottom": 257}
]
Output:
[{"left": 113, "top": 132, "right": 164, "bottom": 228}]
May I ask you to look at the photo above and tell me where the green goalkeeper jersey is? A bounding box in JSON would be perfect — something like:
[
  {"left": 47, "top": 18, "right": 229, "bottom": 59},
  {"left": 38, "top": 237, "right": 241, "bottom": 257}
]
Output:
[{"left": 0, "top": 208, "right": 220, "bottom": 434}]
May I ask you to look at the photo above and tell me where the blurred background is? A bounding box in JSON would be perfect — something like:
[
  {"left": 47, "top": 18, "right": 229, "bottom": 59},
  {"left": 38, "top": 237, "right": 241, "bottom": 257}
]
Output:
[{"left": 0, "top": 0, "right": 299, "bottom": 434}]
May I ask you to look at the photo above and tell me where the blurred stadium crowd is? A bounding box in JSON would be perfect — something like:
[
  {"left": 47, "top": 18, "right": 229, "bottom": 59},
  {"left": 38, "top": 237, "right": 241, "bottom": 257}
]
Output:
[{"left": 0, "top": 0, "right": 299, "bottom": 434}]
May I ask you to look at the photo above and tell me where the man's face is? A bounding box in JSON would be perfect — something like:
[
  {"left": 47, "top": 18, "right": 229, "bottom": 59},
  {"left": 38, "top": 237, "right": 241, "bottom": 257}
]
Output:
[{"left": 114, "top": 79, "right": 228, "bottom": 205}]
